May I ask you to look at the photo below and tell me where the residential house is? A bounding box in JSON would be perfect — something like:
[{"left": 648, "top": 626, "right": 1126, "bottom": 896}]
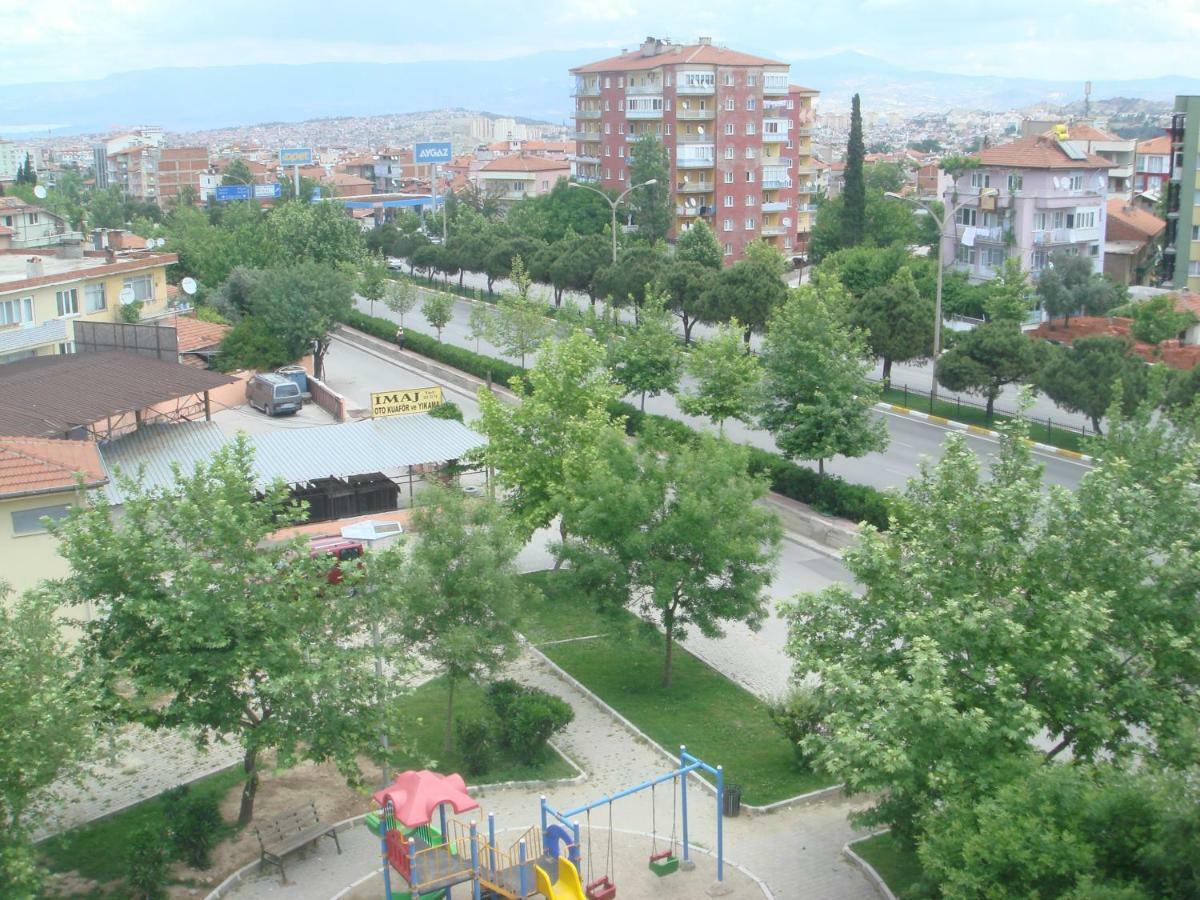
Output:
[
  {"left": 1104, "top": 199, "right": 1165, "bottom": 285},
  {"left": 1062, "top": 123, "right": 1135, "bottom": 199},
  {"left": 0, "top": 198, "right": 80, "bottom": 250},
  {"left": 1134, "top": 135, "right": 1171, "bottom": 200},
  {"left": 471, "top": 155, "right": 570, "bottom": 206}
]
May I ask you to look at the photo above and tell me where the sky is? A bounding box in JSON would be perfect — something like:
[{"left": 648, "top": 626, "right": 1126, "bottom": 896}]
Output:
[{"left": 2, "top": 0, "right": 1198, "bottom": 86}]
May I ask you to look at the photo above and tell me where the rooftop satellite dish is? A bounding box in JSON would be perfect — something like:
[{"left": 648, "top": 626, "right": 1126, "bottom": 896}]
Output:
[
  {"left": 33, "top": 185, "right": 48, "bottom": 199},
  {"left": 181, "top": 277, "right": 198, "bottom": 296},
  {"left": 118, "top": 287, "right": 136, "bottom": 305},
  {"left": 157, "top": 237, "right": 168, "bottom": 248},
  {"left": 697, "top": 125, "right": 705, "bottom": 135}
]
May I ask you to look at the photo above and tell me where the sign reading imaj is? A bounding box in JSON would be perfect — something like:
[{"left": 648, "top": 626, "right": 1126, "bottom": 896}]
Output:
[
  {"left": 254, "top": 183, "right": 282, "bottom": 199},
  {"left": 279, "top": 147, "right": 313, "bottom": 166},
  {"left": 214, "top": 184, "right": 252, "bottom": 202},
  {"left": 414, "top": 142, "right": 452, "bottom": 164},
  {"left": 370, "top": 386, "right": 445, "bottom": 418}
]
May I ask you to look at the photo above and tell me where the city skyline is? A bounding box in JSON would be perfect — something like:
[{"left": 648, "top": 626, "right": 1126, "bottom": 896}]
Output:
[{"left": 3, "top": 0, "right": 1199, "bottom": 87}]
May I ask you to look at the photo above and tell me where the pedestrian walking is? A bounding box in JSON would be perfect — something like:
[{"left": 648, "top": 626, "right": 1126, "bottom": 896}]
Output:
[{"left": 394, "top": 326, "right": 405, "bottom": 350}]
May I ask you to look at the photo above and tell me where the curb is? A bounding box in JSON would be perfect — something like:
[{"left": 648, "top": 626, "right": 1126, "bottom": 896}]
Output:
[
  {"left": 876, "top": 401, "right": 1094, "bottom": 464},
  {"left": 524, "top": 641, "right": 845, "bottom": 817},
  {"left": 843, "top": 831, "right": 899, "bottom": 900},
  {"left": 202, "top": 748, "right": 586, "bottom": 900}
]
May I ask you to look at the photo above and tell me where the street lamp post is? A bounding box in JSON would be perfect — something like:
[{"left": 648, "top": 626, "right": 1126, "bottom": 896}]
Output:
[
  {"left": 569, "top": 178, "right": 658, "bottom": 264},
  {"left": 885, "top": 188, "right": 997, "bottom": 404}
]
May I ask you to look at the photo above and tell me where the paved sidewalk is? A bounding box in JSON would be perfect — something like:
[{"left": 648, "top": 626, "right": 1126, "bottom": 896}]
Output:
[{"left": 225, "top": 650, "right": 875, "bottom": 899}]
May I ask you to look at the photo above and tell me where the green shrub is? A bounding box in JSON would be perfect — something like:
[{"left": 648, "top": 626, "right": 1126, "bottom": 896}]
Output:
[
  {"left": 125, "top": 827, "right": 169, "bottom": 899},
  {"left": 213, "top": 316, "right": 291, "bottom": 372},
  {"left": 166, "top": 788, "right": 223, "bottom": 869},
  {"left": 0, "top": 835, "right": 42, "bottom": 899},
  {"left": 428, "top": 401, "right": 464, "bottom": 423},
  {"left": 455, "top": 716, "right": 495, "bottom": 775},
  {"left": 485, "top": 680, "right": 573, "bottom": 759},
  {"left": 484, "top": 679, "right": 527, "bottom": 726},
  {"left": 767, "top": 685, "right": 830, "bottom": 771}
]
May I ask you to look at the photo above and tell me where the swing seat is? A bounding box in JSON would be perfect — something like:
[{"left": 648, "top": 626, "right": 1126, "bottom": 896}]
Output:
[
  {"left": 648, "top": 850, "right": 680, "bottom": 877},
  {"left": 586, "top": 875, "right": 617, "bottom": 900}
]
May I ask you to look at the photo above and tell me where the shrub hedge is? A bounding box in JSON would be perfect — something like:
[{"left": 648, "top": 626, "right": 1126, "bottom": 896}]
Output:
[{"left": 339, "top": 310, "right": 893, "bottom": 530}]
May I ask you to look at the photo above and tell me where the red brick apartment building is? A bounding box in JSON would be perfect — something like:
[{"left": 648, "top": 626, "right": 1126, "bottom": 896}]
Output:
[{"left": 572, "top": 36, "right": 818, "bottom": 262}]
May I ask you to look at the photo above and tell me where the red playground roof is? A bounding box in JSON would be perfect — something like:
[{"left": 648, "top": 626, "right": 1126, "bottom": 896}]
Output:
[{"left": 372, "top": 770, "right": 479, "bottom": 827}]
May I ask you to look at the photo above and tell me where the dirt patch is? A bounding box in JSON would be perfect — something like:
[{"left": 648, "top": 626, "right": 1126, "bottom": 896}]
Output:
[{"left": 166, "top": 757, "right": 373, "bottom": 898}]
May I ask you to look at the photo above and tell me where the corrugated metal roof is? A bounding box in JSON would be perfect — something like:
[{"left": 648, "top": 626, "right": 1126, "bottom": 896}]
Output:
[{"left": 99, "top": 415, "right": 486, "bottom": 502}]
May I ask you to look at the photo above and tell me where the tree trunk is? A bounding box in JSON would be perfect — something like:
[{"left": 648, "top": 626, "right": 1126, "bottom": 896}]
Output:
[
  {"left": 882, "top": 356, "right": 892, "bottom": 389},
  {"left": 1091, "top": 415, "right": 1103, "bottom": 435},
  {"left": 640, "top": 391, "right": 646, "bottom": 412},
  {"left": 237, "top": 745, "right": 260, "bottom": 827},
  {"left": 682, "top": 315, "right": 695, "bottom": 345},
  {"left": 487, "top": 277, "right": 495, "bottom": 296},
  {"left": 743, "top": 324, "right": 753, "bottom": 346},
  {"left": 985, "top": 393, "right": 996, "bottom": 423},
  {"left": 718, "top": 419, "right": 725, "bottom": 438},
  {"left": 459, "top": 270, "right": 465, "bottom": 288},
  {"left": 553, "top": 517, "right": 568, "bottom": 570},
  {"left": 443, "top": 676, "right": 457, "bottom": 754},
  {"left": 555, "top": 287, "right": 564, "bottom": 307},
  {"left": 661, "top": 611, "right": 675, "bottom": 689},
  {"left": 818, "top": 458, "right": 825, "bottom": 475}
]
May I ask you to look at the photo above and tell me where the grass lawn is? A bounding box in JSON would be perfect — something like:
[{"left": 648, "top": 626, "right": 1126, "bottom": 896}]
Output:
[
  {"left": 518, "top": 572, "right": 833, "bottom": 806},
  {"left": 880, "top": 383, "right": 1090, "bottom": 453},
  {"left": 388, "top": 675, "right": 577, "bottom": 784},
  {"left": 37, "top": 765, "right": 244, "bottom": 884},
  {"left": 852, "top": 832, "right": 925, "bottom": 898}
]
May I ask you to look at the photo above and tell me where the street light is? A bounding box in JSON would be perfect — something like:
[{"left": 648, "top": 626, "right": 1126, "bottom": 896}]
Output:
[
  {"left": 569, "top": 178, "right": 659, "bottom": 263},
  {"left": 885, "top": 187, "right": 998, "bottom": 403}
]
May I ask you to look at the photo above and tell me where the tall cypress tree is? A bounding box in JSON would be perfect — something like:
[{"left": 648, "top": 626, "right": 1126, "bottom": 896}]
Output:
[{"left": 841, "top": 94, "right": 866, "bottom": 248}]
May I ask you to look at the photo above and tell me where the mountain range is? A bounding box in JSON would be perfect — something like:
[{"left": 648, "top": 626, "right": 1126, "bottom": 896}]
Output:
[{"left": 1, "top": 49, "right": 1197, "bottom": 137}]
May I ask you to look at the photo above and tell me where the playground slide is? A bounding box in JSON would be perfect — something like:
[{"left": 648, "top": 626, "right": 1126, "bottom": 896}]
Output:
[{"left": 533, "top": 856, "right": 586, "bottom": 900}]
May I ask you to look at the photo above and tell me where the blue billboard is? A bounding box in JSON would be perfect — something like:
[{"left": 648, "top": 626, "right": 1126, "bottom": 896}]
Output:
[
  {"left": 253, "top": 183, "right": 282, "bottom": 199},
  {"left": 279, "top": 147, "right": 313, "bottom": 166},
  {"left": 214, "top": 184, "right": 252, "bottom": 202},
  {"left": 414, "top": 141, "right": 452, "bottom": 164}
]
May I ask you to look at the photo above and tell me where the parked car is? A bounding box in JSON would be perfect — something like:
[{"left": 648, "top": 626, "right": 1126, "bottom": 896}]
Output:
[
  {"left": 247, "top": 373, "right": 302, "bottom": 416},
  {"left": 308, "top": 536, "right": 365, "bottom": 584}
]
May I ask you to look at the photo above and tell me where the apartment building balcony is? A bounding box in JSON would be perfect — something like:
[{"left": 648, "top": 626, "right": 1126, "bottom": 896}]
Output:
[
  {"left": 762, "top": 76, "right": 789, "bottom": 95},
  {"left": 675, "top": 204, "right": 715, "bottom": 217},
  {"left": 676, "top": 78, "right": 716, "bottom": 95},
  {"left": 574, "top": 130, "right": 601, "bottom": 142},
  {"left": 575, "top": 154, "right": 600, "bottom": 165},
  {"left": 677, "top": 156, "right": 715, "bottom": 169},
  {"left": 763, "top": 98, "right": 789, "bottom": 109},
  {"left": 573, "top": 83, "right": 601, "bottom": 97},
  {"left": 575, "top": 174, "right": 601, "bottom": 184},
  {"left": 676, "top": 133, "right": 714, "bottom": 144},
  {"left": 796, "top": 125, "right": 814, "bottom": 137},
  {"left": 762, "top": 156, "right": 793, "bottom": 169},
  {"left": 762, "top": 200, "right": 790, "bottom": 212},
  {"left": 956, "top": 224, "right": 1004, "bottom": 242},
  {"left": 762, "top": 131, "right": 789, "bottom": 143},
  {"left": 675, "top": 181, "right": 714, "bottom": 193},
  {"left": 761, "top": 176, "right": 792, "bottom": 189},
  {"left": 626, "top": 82, "right": 664, "bottom": 95},
  {"left": 0, "top": 318, "right": 67, "bottom": 356},
  {"left": 760, "top": 224, "right": 789, "bottom": 236},
  {"left": 575, "top": 108, "right": 602, "bottom": 120},
  {"left": 796, "top": 202, "right": 819, "bottom": 212},
  {"left": 627, "top": 107, "right": 664, "bottom": 120},
  {"left": 796, "top": 182, "right": 817, "bottom": 193},
  {"left": 676, "top": 108, "right": 715, "bottom": 120},
  {"left": 794, "top": 165, "right": 817, "bottom": 176}
]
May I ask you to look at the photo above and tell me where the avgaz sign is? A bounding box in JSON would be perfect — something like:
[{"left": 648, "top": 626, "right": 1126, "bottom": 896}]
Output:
[
  {"left": 370, "top": 386, "right": 445, "bottom": 418},
  {"left": 414, "top": 141, "right": 452, "bottom": 164}
]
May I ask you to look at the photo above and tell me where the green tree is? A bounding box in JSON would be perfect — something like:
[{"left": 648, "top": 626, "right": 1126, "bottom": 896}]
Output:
[
  {"left": 421, "top": 291, "right": 455, "bottom": 342},
  {"left": 1038, "top": 251, "right": 1120, "bottom": 327},
  {"left": 0, "top": 587, "right": 99, "bottom": 894},
  {"left": 400, "top": 488, "right": 528, "bottom": 752},
  {"left": 674, "top": 218, "right": 723, "bottom": 270},
  {"left": 250, "top": 261, "right": 353, "bottom": 379},
  {"left": 785, "top": 402, "right": 1200, "bottom": 842},
  {"left": 594, "top": 244, "right": 665, "bottom": 310},
  {"left": 657, "top": 258, "right": 715, "bottom": 344},
  {"left": 52, "top": 440, "right": 410, "bottom": 825},
  {"left": 1130, "top": 293, "right": 1196, "bottom": 345},
  {"left": 558, "top": 432, "right": 781, "bottom": 687},
  {"left": 759, "top": 283, "right": 888, "bottom": 473},
  {"left": 506, "top": 179, "right": 611, "bottom": 243},
  {"left": 850, "top": 266, "right": 934, "bottom": 386},
  {"left": 980, "top": 256, "right": 1033, "bottom": 324},
  {"left": 1037, "top": 336, "right": 1148, "bottom": 432},
  {"left": 88, "top": 185, "right": 128, "bottom": 229},
  {"left": 491, "top": 290, "right": 552, "bottom": 366},
  {"left": 383, "top": 277, "right": 419, "bottom": 325},
  {"left": 549, "top": 232, "right": 610, "bottom": 306},
  {"left": 702, "top": 257, "right": 788, "bottom": 342},
  {"left": 935, "top": 323, "right": 1041, "bottom": 421},
  {"left": 467, "top": 302, "right": 494, "bottom": 353},
  {"left": 608, "top": 292, "right": 681, "bottom": 411},
  {"left": 677, "top": 319, "right": 762, "bottom": 435},
  {"left": 841, "top": 94, "right": 866, "bottom": 247},
  {"left": 484, "top": 236, "right": 545, "bottom": 296},
  {"left": 358, "top": 252, "right": 389, "bottom": 317},
  {"left": 221, "top": 159, "right": 255, "bottom": 186},
  {"left": 267, "top": 200, "right": 363, "bottom": 268},
  {"left": 476, "top": 330, "right": 624, "bottom": 541},
  {"left": 627, "top": 134, "right": 672, "bottom": 245}
]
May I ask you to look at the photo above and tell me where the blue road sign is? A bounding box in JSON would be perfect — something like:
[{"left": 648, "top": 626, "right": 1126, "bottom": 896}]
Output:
[
  {"left": 215, "top": 184, "right": 252, "bottom": 202},
  {"left": 254, "top": 183, "right": 282, "bottom": 199},
  {"left": 414, "top": 141, "right": 452, "bottom": 164}
]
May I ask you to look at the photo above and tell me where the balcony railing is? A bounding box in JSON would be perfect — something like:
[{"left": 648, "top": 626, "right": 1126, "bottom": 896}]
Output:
[
  {"left": 761, "top": 176, "right": 792, "bottom": 189},
  {"left": 794, "top": 165, "right": 817, "bottom": 176},
  {"left": 675, "top": 205, "right": 715, "bottom": 217},
  {"left": 676, "top": 108, "right": 715, "bottom": 120},
  {"left": 574, "top": 154, "right": 600, "bottom": 164},
  {"left": 626, "top": 83, "right": 663, "bottom": 95},
  {"left": 760, "top": 225, "right": 789, "bottom": 236},
  {"left": 574, "top": 131, "right": 600, "bottom": 142},
  {"left": 796, "top": 202, "right": 819, "bottom": 212},
  {"left": 676, "top": 133, "right": 714, "bottom": 144},
  {"left": 762, "top": 156, "right": 793, "bottom": 168},
  {"left": 763, "top": 77, "right": 790, "bottom": 95},
  {"left": 573, "top": 83, "right": 601, "bottom": 97},
  {"left": 796, "top": 182, "right": 817, "bottom": 193},
  {"left": 675, "top": 181, "right": 714, "bottom": 193},
  {"left": 676, "top": 81, "right": 716, "bottom": 95},
  {"left": 763, "top": 98, "right": 790, "bottom": 109},
  {"left": 626, "top": 107, "right": 664, "bottom": 119},
  {"left": 626, "top": 132, "right": 662, "bottom": 142},
  {"left": 762, "top": 132, "right": 789, "bottom": 143},
  {"left": 575, "top": 108, "right": 602, "bottom": 119},
  {"left": 676, "top": 155, "right": 715, "bottom": 169},
  {"left": 762, "top": 200, "right": 790, "bottom": 212}
]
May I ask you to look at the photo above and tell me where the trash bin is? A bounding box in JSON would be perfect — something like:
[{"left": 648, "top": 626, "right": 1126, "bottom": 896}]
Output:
[
  {"left": 275, "top": 365, "right": 308, "bottom": 394},
  {"left": 722, "top": 784, "right": 742, "bottom": 817}
]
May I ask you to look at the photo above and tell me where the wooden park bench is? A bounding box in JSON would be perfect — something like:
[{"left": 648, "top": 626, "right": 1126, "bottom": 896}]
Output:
[{"left": 254, "top": 800, "right": 342, "bottom": 883}]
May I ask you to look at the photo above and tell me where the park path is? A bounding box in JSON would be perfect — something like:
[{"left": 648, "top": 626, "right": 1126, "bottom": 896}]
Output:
[{"left": 225, "top": 647, "right": 876, "bottom": 899}]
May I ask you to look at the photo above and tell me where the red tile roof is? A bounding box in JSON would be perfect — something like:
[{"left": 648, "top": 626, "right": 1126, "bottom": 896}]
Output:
[
  {"left": 0, "top": 437, "right": 106, "bottom": 499},
  {"left": 572, "top": 41, "right": 784, "bottom": 74},
  {"left": 1106, "top": 199, "right": 1166, "bottom": 242},
  {"left": 1029, "top": 316, "right": 1200, "bottom": 371},
  {"left": 1066, "top": 123, "right": 1118, "bottom": 141},
  {"left": 478, "top": 155, "right": 569, "bottom": 173},
  {"left": 1136, "top": 135, "right": 1171, "bottom": 154},
  {"left": 978, "top": 134, "right": 1111, "bottom": 170},
  {"left": 172, "top": 315, "right": 230, "bottom": 352}
]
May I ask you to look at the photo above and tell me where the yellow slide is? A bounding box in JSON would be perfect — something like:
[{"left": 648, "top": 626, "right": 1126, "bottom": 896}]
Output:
[{"left": 533, "top": 855, "right": 586, "bottom": 900}]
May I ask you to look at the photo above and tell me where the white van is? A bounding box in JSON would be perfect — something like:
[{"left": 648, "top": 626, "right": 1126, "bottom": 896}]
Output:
[{"left": 247, "top": 373, "right": 302, "bottom": 416}]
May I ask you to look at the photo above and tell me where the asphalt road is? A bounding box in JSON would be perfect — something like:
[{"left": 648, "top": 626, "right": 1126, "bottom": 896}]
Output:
[{"left": 356, "top": 291, "right": 1089, "bottom": 492}]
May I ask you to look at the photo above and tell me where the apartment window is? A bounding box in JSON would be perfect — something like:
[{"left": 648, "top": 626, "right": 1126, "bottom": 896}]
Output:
[
  {"left": 1066, "top": 175, "right": 1083, "bottom": 191},
  {"left": 665, "top": 73, "right": 672, "bottom": 86},
  {"left": 745, "top": 195, "right": 755, "bottom": 206},
  {"left": 1147, "top": 155, "right": 1164, "bottom": 173},
  {"left": 604, "top": 123, "right": 611, "bottom": 134},
  {"left": 1007, "top": 173, "right": 1023, "bottom": 191},
  {"left": 605, "top": 146, "right": 611, "bottom": 157},
  {"left": 124, "top": 274, "right": 154, "bottom": 302},
  {"left": 665, "top": 124, "right": 671, "bottom": 135},
  {"left": 604, "top": 100, "right": 610, "bottom": 111},
  {"left": 1032, "top": 250, "right": 1048, "bottom": 270},
  {"left": 724, "top": 123, "right": 734, "bottom": 135},
  {"left": 787, "top": 99, "right": 794, "bottom": 109},
  {"left": 723, "top": 218, "right": 732, "bottom": 232},
  {"left": 724, "top": 74, "right": 734, "bottom": 87},
  {"left": 1192, "top": 225, "right": 1200, "bottom": 241},
  {"left": 618, "top": 100, "right": 624, "bottom": 111},
  {"left": 970, "top": 172, "right": 991, "bottom": 188},
  {"left": 724, "top": 196, "right": 733, "bottom": 207},
  {"left": 1072, "top": 209, "right": 1097, "bottom": 229},
  {"left": 1134, "top": 175, "right": 1146, "bottom": 190},
  {"left": 618, "top": 122, "right": 625, "bottom": 135},
  {"left": 617, "top": 76, "right": 623, "bottom": 88},
  {"left": 745, "top": 122, "right": 756, "bottom": 135},
  {"left": 725, "top": 98, "right": 735, "bottom": 111},
  {"left": 745, "top": 217, "right": 756, "bottom": 230},
  {"left": 618, "top": 147, "right": 624, "bottom": 158},
  {"left": 723, "top": 242, "right": 733, "bottom": 256},
  {"left": 955, "top": 245, "right": 976, "bottom": 265},
  {"left": 1033, "top": 212, "right": 1047, "bottom": 230},
  {"left": 746, "top": 171, "right": 755, "bottom": 182},
  {"left": 724, "top": 171, "right": 734, "bottom": 184},
  {"left": 56, "top": 288, "right": 79, "bottom": 317},
  {"left": 1188, "top": 260, "right": 1200, "bottom": 276},
  {"left": 619, "top": 169, "right": 625, "bottom": 182},
  {"left": 84, "top": 282, "right": 106, "bottom": 312},
  {"left": 956, "top": 207, "right": 977, "bottom": 227},
  {"left": 604, "top": 169, "right": 610, "bottom": 179},
  {"left": 604, "top": 77, "right": 611, "bottom": 88},
  {"left": 666, "top": 99, "right": 672, "bottom": 110},
  {"left": 745, "top": 147, "right": 755, "bottom": 159},
  {"left": 746, "top": 98, "right": 756, "bottom": 111},
  {"left": 11, "top": 504, "right": 72, "bottom": 536},
  {"left": 785, "top": 238, "right": 793, "bottom": 248},
  {"left": 57, "top": 341, "right": 75, "bottom": 355},
  {"left": 1, "top": 216, "right": 10, "bottom": 227},
  {"left": 1089, "top": 243, "right": 1100, "bottom": 257},
  {"left": 747, "top": 74, "right": 757, "bottom": 86},
  {"left": 786, "top": 140, "right": 793, "bottom": 150},
  {"left": 1052, "top": 211, "right": 1066, "bottom": 228},
  {"left": 984, "top": 247, "right": 1006, "bottom": 267},
  {"left": 724, "top": 147, "right": 735, "bottom": 160},
  {"left": 28, "top": 212, "right": 39, "bottom": 224},
  {"left": 0, "top": 296, "right": 33, "bottom": 326}
]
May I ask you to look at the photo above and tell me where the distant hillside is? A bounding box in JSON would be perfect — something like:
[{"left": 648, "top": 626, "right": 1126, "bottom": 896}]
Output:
[{"left": 1, "top": 50, "right": 1197, "bottom": 136}]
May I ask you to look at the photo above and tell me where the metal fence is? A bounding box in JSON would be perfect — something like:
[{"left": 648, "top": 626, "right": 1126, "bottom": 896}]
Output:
[
  {"left": 74, "top": 320, "right": 178, "bottom": 361},
  {"left": 878, "top": 378, "right": 1097, "bottom": 445}
]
